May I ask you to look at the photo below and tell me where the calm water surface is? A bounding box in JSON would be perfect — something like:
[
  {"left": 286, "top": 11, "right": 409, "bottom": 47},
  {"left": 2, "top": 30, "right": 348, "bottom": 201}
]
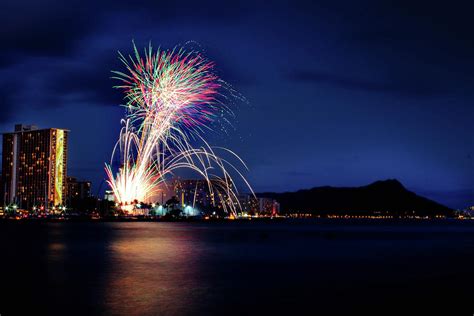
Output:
[{"left": 1, "top": 220, "right": 473, "bottom": 315}]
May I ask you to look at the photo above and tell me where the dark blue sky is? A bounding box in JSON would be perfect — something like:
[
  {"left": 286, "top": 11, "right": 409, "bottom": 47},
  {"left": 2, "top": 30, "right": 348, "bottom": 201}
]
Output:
[{"left": 0, "top": 0, "right": 473, "bottom": 208}]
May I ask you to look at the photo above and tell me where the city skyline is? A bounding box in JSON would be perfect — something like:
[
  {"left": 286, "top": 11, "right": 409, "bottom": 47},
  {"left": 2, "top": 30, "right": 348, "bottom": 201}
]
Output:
[{"left": 0, "top": 0, "right": 473, "bottom": 209}]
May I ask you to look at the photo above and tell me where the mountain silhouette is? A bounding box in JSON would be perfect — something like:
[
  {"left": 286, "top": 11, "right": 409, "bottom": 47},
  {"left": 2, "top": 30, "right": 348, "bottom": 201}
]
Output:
[{"left": 258, "top": 179, "right": 453, "bottom": 217}]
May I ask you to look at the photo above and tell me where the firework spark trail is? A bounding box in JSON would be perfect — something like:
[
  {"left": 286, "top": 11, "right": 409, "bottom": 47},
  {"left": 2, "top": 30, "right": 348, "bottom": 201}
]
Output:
[
  {"left": 105, "top": 120, "right": 165, "bottom": 208},
  {"left": 113, "top": 43, "right": 222, "bottom": 132},
  {"left": 105, "top": 43, "right": 253, "bottom": 215}
]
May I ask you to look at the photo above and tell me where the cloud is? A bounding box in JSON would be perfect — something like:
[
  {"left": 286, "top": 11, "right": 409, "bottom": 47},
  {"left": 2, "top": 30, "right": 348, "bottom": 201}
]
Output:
[
  {"left": 1, "top": 1, "right": 99, "bottom": 64},
  {"left": 286, "top": 70, "right": 445, "bottom": 97},
  {"left": 0, "top": 0, "right": 250, "bottom": 64},
  {"left": 286, "top": 1, "right": 474, "bottom": 98},
  {"left": 0, "top": 0, "right": 253, "bottom": 116},
  {"left": 0, "top": 47, "right": 125, "bottom": 117},
  {"left": 48, "top": 55, "right": 124, "bottom": 106},
  {"left": 0, "top": 83, "right": 15, "bottom": 123}
]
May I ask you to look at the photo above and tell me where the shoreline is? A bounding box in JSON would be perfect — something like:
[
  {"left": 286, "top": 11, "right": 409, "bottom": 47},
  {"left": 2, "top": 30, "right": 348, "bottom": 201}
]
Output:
[{"left": 0, "top": 216, "right": 470, "bottom": 223}]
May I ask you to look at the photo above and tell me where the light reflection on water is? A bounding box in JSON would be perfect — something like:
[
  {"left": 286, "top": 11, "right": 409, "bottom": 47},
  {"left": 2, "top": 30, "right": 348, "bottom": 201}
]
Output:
[
  {"left": 104, "top": 223, "right": 210, "bottom": 315},
  {"left": 2, "top": 220, "right": 474, "bottom": 315}
]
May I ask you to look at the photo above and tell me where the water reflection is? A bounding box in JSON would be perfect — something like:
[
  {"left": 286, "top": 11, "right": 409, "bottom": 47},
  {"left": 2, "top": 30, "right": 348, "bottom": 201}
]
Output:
[
  {"left": 44, "top": 223, "right": 116, "bottom": 315},
  {"left": 2, "top": 220, "right": 474, "bottom": 315},
  {"left": 104, "top": 223, "right": 207, "bottom": 315}
]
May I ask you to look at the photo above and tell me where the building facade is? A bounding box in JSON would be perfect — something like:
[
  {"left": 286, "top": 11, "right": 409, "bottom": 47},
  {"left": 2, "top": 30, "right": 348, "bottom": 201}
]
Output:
[
  {"left": 1, "top": 124, "right": 69, "bottom": 209},
  {"left": 66, "top": 177, "right": 91, "bottom": 202},
  {"left": 173, "top": 179, "right": 213, "bottom": 208},
  {"left": 257, "top": 197, "right": 280, "bottom": 216},
  {"left": 104, "top": 190, "right": 115, "bottom": 202}
]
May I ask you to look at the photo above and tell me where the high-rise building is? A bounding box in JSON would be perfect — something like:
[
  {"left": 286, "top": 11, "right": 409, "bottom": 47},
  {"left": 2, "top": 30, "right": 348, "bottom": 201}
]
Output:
[
  {"left": 1, "top": 124, "right": 69, "bottom": 209},
  {"left": 104, "top": 190, "right": 115, "bottom": 202},
  {"left": 257, "top": 197, "right": 280, "bottom": 216},
  {"left": 66, "top": 177, "right": 91, "bottom": 202},
  {"left": 173, "top": 179, "right": 211, "bottom": 208}
]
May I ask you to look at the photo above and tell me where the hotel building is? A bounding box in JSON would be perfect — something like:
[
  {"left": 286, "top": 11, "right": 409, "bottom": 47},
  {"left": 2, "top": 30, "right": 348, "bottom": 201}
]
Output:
[{"left": 1, "top": 124, "right": 69, "bottom": 209}]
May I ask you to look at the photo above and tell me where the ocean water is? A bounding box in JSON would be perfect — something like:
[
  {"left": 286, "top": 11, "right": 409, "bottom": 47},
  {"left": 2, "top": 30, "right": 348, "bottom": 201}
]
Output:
[{"left": 0, "top": 220, "right": 473, "bottom": 315}]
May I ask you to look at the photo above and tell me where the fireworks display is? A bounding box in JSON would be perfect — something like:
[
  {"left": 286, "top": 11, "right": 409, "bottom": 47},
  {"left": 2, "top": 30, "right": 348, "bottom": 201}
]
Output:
[{"left": 105, "top": 43, "right": 252, "bottom": 215}]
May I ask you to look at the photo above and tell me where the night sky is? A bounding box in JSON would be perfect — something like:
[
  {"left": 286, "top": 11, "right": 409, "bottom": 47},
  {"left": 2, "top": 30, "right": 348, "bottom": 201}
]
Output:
[{"left": 1, "top": 0, "right": 473, "bottom": 208}]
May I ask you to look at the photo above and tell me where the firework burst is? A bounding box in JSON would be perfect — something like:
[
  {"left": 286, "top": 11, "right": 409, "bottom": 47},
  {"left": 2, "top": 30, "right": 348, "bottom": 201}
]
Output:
[
  {"left": 105, "top": 43, "right": 252, "bottom": 215},
  {"left": 113, "top": 43, "right": 224, "bottom": 132}
]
